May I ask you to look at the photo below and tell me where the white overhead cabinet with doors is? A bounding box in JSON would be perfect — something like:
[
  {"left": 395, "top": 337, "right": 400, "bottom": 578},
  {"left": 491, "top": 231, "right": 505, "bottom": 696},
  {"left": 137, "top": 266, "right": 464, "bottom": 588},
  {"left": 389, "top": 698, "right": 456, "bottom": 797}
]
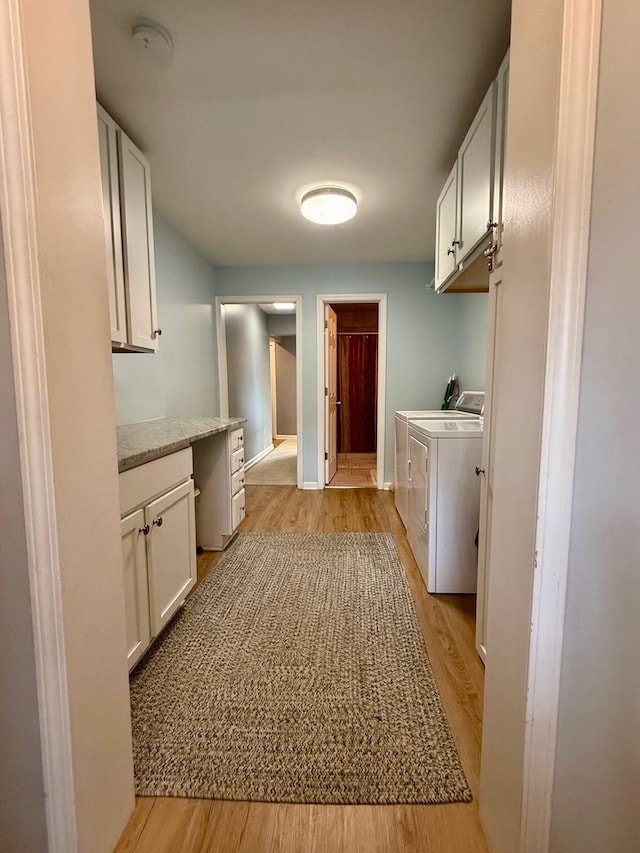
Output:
[
  {"left": 119, "top": 449, "right": 197, "bottom": 670},
  {"left": 434, "top": 51, "right": 509, "bottom": 293},
  {"left": 97, "top": 104, "right": 159, "bottom": 352}
]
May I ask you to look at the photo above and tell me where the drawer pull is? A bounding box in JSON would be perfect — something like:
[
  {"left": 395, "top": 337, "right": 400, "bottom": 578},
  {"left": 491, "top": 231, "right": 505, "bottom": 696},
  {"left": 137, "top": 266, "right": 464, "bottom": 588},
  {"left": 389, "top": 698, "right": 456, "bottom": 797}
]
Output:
[{"left": 139, "top": 524, "right": 150, "bottom": 536}]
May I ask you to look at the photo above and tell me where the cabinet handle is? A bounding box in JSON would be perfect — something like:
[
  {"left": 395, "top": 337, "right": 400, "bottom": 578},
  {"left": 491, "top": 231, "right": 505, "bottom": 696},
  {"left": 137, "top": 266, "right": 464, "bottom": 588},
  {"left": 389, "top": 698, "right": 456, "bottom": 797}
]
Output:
[
  {"left": 451, "top": 239, "right": 461, "bottom": 247},
  {"left": 486, "top": 220, "right": 498, "bottom": 231},
  {"left": 447, "top": 247, "right": 456, "bottom": 256},
  {"left": 153, "top": 328, "right": 162, "bottom": 338},
  {"left": 475, "top": 466, "right": 485, "bottom": 476},
  {"left": 139, "top": 524, "right": 150, "bottom": 536},
  {"left": 152, "top": 516, "right": 164, "bottom": 527}
]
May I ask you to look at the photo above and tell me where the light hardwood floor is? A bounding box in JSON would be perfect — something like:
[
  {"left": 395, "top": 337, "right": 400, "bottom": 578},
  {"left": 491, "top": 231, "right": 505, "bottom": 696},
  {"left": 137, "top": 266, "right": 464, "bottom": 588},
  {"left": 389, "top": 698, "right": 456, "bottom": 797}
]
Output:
[{"left": 116, "top": 487, "right": 487, "bottom": 853}]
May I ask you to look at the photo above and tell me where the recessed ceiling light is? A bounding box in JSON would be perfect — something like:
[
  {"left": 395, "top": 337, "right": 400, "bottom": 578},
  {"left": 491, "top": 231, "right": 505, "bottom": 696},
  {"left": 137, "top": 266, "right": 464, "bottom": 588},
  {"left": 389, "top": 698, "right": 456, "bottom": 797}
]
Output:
[
  {"left": 300, "top": 186, "right": 358, "bottom": 225},
  {"left": 273, "top": 302, "right": 295, "bottom": 310}
]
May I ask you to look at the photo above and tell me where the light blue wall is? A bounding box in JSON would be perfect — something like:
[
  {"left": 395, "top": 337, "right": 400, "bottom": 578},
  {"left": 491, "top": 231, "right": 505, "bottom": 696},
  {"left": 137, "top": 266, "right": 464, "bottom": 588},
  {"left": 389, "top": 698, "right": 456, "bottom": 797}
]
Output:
[
  {"left": 224, "top": 304, "right": 272, "bottom": 462},
  {"left": 454, "top": 293, "right": 489, "bottom": 390},
  {"left": 216, "top": 263, "right": 468, "bottom": 484},
  {"left": 112, "top": 212, "right": 218, "bottom": 425}
]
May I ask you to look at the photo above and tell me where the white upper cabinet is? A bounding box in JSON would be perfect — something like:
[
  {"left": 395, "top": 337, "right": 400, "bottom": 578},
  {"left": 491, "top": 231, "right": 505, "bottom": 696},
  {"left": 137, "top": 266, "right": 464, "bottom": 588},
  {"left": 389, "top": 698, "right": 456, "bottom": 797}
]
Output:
[
  {"left": 117, "top": 131, "right": 159, "bottom": 352},
  {"left": 97, "top": 106, "right": 127, "bottom": 345},
  {"left": 491, "top": 50, "right": 510, "bottom": 271},
  {"left": 435, "top": 164, "right": 459, "bottom": 291},
  {"left": 434, "top": 52, "right": 508, "bottom": 293},
  {"left": 457, "top": 82, "right": 496, "bottom": 262},
  {"left": 96, "top": 104, "right": 159, "bottom": 352}
]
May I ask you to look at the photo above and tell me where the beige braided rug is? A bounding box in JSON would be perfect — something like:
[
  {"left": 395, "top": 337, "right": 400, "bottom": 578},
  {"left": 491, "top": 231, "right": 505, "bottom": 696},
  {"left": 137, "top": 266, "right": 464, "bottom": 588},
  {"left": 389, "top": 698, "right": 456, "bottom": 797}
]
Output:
[{"left": 129, "top": 532, "right": 472, "bottom": 804}]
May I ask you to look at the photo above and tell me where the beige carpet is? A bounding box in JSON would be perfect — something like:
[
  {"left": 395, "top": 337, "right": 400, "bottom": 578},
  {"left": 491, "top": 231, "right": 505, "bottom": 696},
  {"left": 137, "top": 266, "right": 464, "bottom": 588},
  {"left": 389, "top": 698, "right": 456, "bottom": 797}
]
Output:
[
  {"left": 129, "top": 532, "right": 472, "bottom": 804},
  {"left": 245, "top": 439, "right": 297, "bottom": 485}
]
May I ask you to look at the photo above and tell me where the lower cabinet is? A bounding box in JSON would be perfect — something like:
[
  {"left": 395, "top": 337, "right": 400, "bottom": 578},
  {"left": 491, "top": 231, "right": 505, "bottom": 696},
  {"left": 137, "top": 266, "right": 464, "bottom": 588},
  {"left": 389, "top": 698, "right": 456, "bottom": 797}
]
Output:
[
  {"left": 119, "top": 448, "right": 196, "bottom": 670},
  {"left": 193, "top": 427, "right": 246, "bottom": 550}
]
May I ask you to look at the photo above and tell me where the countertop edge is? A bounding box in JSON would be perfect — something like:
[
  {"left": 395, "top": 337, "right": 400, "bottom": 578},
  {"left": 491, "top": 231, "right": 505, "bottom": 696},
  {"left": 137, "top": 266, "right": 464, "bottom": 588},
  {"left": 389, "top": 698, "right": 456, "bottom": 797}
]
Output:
[{"left": 117, "top": 417, "right": 247, "bottom": 474}]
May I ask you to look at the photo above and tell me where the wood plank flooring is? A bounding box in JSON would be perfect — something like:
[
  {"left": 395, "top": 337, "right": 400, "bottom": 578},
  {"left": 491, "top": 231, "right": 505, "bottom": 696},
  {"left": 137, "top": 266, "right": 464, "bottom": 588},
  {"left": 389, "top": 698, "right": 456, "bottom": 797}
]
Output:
[
  {"left": 329, "top": 453, "right": 377, "bottom": 487},
  {"left": 116, "top": 487, "right": 487, "bottom": 853}
]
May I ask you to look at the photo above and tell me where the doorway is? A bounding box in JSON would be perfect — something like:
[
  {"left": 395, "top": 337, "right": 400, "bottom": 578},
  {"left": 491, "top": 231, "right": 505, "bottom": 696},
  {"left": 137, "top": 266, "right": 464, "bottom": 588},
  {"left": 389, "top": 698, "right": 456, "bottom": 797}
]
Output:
[
  {"left": 317, "top": 294, "right": 387, "bottom": 489},
  {"left": 216, "top": 295, "right": 303, "bottom": 489}
]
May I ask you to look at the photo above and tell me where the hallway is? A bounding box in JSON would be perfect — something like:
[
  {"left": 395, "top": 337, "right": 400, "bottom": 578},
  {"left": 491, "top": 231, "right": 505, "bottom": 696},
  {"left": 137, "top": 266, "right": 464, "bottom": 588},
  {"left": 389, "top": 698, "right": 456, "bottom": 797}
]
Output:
[{"left": 116, "top": 487, "right": 486, "bottom": 853}]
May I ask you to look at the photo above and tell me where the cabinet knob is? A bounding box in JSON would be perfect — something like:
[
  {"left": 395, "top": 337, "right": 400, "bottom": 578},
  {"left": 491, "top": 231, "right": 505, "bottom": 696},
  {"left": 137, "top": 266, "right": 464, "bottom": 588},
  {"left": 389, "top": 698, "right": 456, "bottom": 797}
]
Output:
[
  {"left": 475, "top": 466, "right": 485, "bottom": 476},
  {"left": 153, "top": 328, "right": 162, "bottom": 338},
  {"left": 451, "top": 239, "right": 461, "bottom": 247},
  {"left": 486, "top": 220, "right": 498, "bottom": 231},
  {"left": 447, "top": 247, "right": 455, "bottom": 256},
  {"left": 139, "top": 523, "right": 150, "bottom": 536},
  {"left": 152, "top": 516, "right": 164, "bottom": 527}
]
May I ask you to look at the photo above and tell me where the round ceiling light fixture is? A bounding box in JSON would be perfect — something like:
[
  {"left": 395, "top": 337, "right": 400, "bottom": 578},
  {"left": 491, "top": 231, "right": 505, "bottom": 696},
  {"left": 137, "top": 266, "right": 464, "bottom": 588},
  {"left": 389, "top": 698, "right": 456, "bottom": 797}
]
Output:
[
  {"left": 299, "top": 186, "right": 358, "bottom": 225},
  {"left": 132, "top": 19, "right": 173, "bottom": 65}
]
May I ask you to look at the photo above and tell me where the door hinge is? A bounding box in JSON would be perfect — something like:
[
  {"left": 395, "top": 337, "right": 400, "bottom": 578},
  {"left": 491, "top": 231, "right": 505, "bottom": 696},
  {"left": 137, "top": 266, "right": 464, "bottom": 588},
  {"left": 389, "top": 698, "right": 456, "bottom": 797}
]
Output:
[
  {"left": 324, "top": 320, "right": 328, "bottom": 330},
  {"left": 325, "top": 386, "right": 328, "bottom": 396},
  {"left": 325, "top": 452, "right": 328, "bottom": 461}
]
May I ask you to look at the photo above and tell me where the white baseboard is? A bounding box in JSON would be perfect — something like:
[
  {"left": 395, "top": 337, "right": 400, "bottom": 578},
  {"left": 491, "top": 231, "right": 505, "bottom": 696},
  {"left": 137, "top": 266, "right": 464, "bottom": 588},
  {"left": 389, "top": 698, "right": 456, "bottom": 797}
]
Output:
[
  {"left": 383, "top": 482, "right": 393, "bottom": 491},
  {"left": 302, "top": 481, "right": 320, "bottom": 490},
  {"left": 244, "top": 444, "right": 274, "bottom": 471},
  {"left": 276, "top": 434, "right": 297, "bottom": 440}
]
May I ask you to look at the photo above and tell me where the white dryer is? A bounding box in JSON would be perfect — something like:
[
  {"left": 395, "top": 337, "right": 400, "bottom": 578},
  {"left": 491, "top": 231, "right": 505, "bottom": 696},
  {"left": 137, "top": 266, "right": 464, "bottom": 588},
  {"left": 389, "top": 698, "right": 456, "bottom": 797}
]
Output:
[
  {"left": 406, "top": 419, "right": 483, "bottom": 594},
  {"left": 394, "top": 391, "right": 484, "bottom": 528}
]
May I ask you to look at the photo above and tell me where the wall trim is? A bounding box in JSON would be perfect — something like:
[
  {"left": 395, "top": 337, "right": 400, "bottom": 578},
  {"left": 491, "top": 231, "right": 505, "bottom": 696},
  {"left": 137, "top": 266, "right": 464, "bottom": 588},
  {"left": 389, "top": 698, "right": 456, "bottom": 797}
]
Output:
[
  {"left": 215, "top": 295, "right": 303, "bottom": 489},
  {"left": 0, "top": 1, "right": 77, "bottom": 848},
  {"left": 519, "top": 0, "right": 602, "bottom": 850},
  {"left": 316, "top": 293, "right": 387, "bottom": 490},
  {"left": 244, "top": 444, "right": 274, "bottom": 470},
  {"left": 302, "top": 481, "right": 320, "bottom": 490},
  {"left": 383, "top": 481, "right": 393, "bottom": 491},
  {"left": 275, "top": 434, "right": 297, "bottom": 440}
]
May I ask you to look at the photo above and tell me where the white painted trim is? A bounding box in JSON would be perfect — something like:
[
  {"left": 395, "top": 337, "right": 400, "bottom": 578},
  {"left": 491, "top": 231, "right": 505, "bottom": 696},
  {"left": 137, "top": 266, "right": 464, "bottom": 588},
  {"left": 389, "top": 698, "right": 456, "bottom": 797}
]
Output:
[
  {"left": 0, "top": 2, "right": 77, "bottom": 849},
  {"left": 268, "top": 339, "right": 277, "bottom": 441},
  {"left": 316, "top": 293, "right": 387, "bottom": 490},
  {"left": 244, "top": 444, "right": 275, "bottom": 471},
  {"left": 276, "top": 434, "right": 297, "bottom": 440},
  {"left": 302, "top": 481, "right": 320, "bottom": 490},
  {"left": 215, "top": 295, "right": 303, "bottom": 490},
  {"left": 519, "top": 1, "right": 602, "bottom": 850},
  {"left": 383, "top": 481, "right": 393, "bottom": 491}
]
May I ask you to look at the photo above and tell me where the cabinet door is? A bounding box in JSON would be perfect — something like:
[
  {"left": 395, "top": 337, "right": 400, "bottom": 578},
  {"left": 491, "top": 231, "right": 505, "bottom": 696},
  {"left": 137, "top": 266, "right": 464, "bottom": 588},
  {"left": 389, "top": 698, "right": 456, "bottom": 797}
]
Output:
[
  {"left": 435, "top": 163, "right": 458, "bottom": 291},
  {"left": 117, "top": 130, "right": 158, "bottom": 351},
  {"left": 457, "top": 82, "right": 496, "bottom": 262},
  {"left": 97, "top": 106, "right": 127, "bottom": 345},
  {"left": 146, "top": 480, "right": 196, "bottom": 636},
  {"left": 121, "top": 509, "right": 151, "bottom": 670},
  {"left": 491, "top": 51, "right": 510, "bottom": 272}
]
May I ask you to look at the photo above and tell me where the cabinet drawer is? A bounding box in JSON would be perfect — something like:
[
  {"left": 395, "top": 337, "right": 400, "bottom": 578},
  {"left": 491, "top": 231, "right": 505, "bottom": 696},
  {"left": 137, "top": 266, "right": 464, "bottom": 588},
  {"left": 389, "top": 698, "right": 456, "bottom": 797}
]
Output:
[
  {"left": 120, "top": 448, "right": 193, "bottom": 517},
  {"left": 232, "top": 488, "right": 246, "bottom": 530},
  {"left": 231, "top": 468, "right": 245, "bottom": 496},
  {"left": 229, "top": 428, "right": 244, "bottom": 453},
  {"left": 230, "top": 446, "right": 245, "bottom": 475}
]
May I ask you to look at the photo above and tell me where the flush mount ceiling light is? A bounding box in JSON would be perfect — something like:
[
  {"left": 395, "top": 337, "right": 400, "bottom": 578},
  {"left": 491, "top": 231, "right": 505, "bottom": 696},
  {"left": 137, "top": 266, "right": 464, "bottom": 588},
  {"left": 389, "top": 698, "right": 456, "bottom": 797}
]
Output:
[
  {"left": 299, "top": 186, "right": 358, "bottom": 225},
  {"left": 273, "top": 302, "right": 295, "bottom": 310}
]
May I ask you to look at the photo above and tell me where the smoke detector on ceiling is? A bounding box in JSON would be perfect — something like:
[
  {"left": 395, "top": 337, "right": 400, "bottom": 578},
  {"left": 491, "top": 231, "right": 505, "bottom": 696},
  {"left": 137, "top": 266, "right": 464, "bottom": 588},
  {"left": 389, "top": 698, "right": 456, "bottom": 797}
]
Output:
[{"left": 132, "top": 20, "right": 173, "bottom": 65}]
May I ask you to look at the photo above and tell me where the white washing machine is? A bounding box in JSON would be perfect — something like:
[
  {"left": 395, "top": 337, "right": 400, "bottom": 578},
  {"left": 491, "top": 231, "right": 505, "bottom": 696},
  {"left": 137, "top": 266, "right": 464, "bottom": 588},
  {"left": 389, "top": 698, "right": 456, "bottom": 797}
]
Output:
[
  {"left": 406, "top": 418, "right": 483, "bottom": 594},
  {"left": 394, "top": 391, "right": 484, "bottom": 528}
]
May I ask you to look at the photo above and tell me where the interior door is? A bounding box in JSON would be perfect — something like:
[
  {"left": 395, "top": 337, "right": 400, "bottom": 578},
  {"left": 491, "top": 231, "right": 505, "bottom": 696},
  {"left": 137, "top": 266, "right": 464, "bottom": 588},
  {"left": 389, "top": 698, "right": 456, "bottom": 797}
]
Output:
[{"left": 325, "top": 304, "right": 338, "bottom": 483}]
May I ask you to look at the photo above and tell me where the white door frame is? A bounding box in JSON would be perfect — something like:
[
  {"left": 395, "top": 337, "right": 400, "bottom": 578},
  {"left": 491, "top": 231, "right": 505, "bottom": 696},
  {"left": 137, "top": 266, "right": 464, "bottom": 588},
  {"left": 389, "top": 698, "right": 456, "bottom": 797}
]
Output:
[
  {"left": 316, "top": 294, "right": 387, "bottom": 489},
  {"left": 0, "top": 3, "right": 77, "bottom": 848},
  {"left": 518, "top": 0, "right": 602, "bottom": 848},
  {"left": 215, "top": 295, "right": 303, "bottom": 489}
]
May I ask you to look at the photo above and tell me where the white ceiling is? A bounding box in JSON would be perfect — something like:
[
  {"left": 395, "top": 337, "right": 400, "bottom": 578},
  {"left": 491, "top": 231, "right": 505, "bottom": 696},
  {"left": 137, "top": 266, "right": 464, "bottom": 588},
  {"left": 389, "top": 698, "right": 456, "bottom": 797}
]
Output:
[{"left": 90, "top": 0, "right": 511, "bottom": 267}]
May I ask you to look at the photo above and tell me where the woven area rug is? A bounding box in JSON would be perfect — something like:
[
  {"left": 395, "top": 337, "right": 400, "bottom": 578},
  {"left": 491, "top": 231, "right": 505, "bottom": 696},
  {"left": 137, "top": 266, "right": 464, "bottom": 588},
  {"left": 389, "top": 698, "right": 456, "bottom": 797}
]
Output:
[
  {"left": 129, "top": 532, "right": 472, "bottom": 804},
  {"left": 245, "top": 439, "right": 297, "bottom": 485}
]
